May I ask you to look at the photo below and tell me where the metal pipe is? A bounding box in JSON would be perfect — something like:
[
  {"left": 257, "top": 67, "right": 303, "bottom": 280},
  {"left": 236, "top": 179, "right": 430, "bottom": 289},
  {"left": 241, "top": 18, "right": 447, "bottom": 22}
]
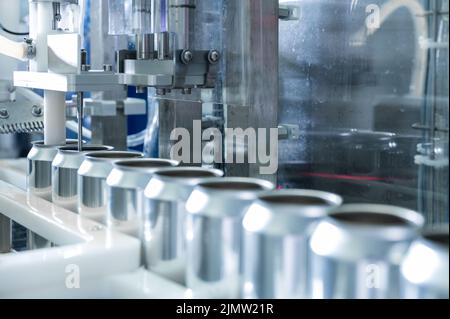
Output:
[
  {"left": 76, "top": 92, "right": 84, "bottom": 151},
  {"left": 136, "top": 33, "right": 155, "bottom": 60},
  {"left": 0, "top": 213, "right": 11, "bottom": 253}
]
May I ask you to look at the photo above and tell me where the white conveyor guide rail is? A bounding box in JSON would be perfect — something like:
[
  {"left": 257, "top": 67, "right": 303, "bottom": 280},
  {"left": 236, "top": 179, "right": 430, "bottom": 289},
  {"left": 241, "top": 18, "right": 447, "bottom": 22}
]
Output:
[
  {"left": 0, "top": 179, "right": 141, "bottom": 297},
  {"left": 0, "top": 160, "right": 192, "bottom": 298}
]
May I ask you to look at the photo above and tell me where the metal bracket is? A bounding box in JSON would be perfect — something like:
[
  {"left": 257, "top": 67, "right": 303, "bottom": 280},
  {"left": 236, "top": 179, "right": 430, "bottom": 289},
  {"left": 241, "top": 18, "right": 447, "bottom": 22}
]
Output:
[
  {"left": 117, "top": 49, "right": 220, "bottom": 90},
  {"left": 279, "top": 5, "right": 300, "bottom": 21},
  {"left": 278, "top": 124, "right": 300, "bottom": 140},
  {"left": 0, "top": 100, "right": 43, "bottom": 134}
]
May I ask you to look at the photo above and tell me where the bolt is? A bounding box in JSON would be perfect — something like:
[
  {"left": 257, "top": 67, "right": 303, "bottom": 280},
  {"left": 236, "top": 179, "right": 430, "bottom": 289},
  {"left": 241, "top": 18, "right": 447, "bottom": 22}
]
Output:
[
  {"left": 156, "top": 88, "right": 166, "bottom": 96},
  {"left": 103, "top": 64, "right": 113, "bottom": 72},
  {"left": 181, "top": 50, "right": 194, "bottom": 64},
  {"left": 208, "top": 50, "right": 220, "bottom": 64},
  {"left": 136, "top": 86, "right": 146, "bottom": 94},
  {"left": 81, "top": 64, "right": 91, "bottom": 72},
  {"left": 182, "top": 88, "right": 192, "bottom": 95},
  {"left": 31, "top": 105, "right": 43, "bottom": 117},
  {"left": 0, "top": 109, "right": 9, "bottom": 119}
]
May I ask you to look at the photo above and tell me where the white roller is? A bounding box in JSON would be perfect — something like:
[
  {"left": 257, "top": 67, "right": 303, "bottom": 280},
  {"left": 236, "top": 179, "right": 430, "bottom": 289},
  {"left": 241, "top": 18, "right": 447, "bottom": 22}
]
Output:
[{"left": 44, "top": 90, "right": 66, "bottom": 145}]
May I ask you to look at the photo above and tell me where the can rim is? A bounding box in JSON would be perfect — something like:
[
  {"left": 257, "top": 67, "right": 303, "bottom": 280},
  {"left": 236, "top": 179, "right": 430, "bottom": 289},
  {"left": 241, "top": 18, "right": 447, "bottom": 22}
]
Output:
[
  {"left": 196, "top": 177, "right": 274, "bottom": 193},
  {"left": 256, "top": 189, "right": 343, "bottom": 208},
  {"left": 57, "top": 145, "right": 114, "bottom": 154},
  {"left": 32, "top": 139, "right": 80, "bottom": 148},
  {"left": 113, "top": 158, "right": 180, "bottom": 171},
  {"left": 327, "top": 204, "right": 424, "bottom": 230},
  {"left": 152, "top": 167, "right": 224, "bottom": 182},
  {"left": 421, "top": 226, "right": 449, "bottom": 250},
  {"left": 84, "top": 151, "right": 143, "bottom": 162}
]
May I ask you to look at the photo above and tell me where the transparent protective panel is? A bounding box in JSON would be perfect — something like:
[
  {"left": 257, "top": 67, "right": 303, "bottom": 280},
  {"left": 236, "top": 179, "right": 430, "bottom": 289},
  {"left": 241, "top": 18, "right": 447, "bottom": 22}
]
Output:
[{"left": 277, "top": 0, "right": 449, "bottom": 225}]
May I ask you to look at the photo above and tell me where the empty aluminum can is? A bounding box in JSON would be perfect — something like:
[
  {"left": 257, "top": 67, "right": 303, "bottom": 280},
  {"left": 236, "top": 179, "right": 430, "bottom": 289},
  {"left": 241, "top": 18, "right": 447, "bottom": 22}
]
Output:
[
  {"left": 78, "top": 151, "right": 143, "bottom": 222},
  {"left": 401, "top": 226, "right": 449, "bottom": 299},
  {"left": 106, "top": 158, "right": 179, "bottom": 236},
  {"left": 52, "top": 145, "right": 113, "bottom": 213},
  {"left": 143, "top": 167, "right": 224, "bottom": 284},
  {"left": 242, "top": 189, "right": 343, "bottom": 299},
  {"left": 27, "top": 139, "right": 79, "bottom": 249},
  {"left": 27, "top": 139, "right": 79, "bottom": 201},
  {"left": 185, "top": 177, "right": 275, "bottom": 298},
  {"left": 309, "top": 204, "right": 424, "bottom": 299}
]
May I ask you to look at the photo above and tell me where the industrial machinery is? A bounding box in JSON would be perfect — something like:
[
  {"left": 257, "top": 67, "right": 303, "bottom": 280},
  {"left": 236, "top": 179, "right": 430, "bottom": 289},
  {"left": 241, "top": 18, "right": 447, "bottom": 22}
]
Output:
[{"left": 0, "top": 0, "right": 448, "bottom": 299}]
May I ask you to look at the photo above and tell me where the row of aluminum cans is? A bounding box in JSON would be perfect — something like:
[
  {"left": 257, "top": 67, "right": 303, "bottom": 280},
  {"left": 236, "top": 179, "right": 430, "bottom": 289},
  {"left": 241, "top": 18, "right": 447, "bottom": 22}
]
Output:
[{"left": 27, "top": 140, "right": 449, "bottom": 299}]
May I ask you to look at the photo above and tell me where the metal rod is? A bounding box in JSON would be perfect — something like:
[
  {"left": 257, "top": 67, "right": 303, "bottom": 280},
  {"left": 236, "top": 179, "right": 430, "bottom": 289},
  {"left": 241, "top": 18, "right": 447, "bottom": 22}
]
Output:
[
  {"left": 77, "top": 92, "right": 84, "bottom": 152},
  {"left": 0, "top": 213, "right": 12, "bottom": 253}
]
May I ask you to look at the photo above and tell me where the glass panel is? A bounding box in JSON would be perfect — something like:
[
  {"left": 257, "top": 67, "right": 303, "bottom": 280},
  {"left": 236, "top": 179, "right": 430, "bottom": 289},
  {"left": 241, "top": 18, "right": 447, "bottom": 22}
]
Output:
[{"left": 278, "top": 0, "right": 449, "bottom": 225}]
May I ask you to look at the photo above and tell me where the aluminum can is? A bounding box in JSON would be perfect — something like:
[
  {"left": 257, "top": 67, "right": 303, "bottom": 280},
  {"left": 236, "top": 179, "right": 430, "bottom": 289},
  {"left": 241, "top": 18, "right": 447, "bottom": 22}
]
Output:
[
  {"left": 106, "top": 158, "right": 179, "bottom": 236},
  {"left": 78, "top": 151, "right": 143, "bottom": 222},
  {"left": 309, "top": 204, "right": 424, "bottom": 299},
  {"left": 242, "top": 189, "right": 343, "bottom": 299},
  {"left": 52, "top": 145, "right": 113, "bottom": 212},
  {"left": 27, "top": 139, "right": 79, "bottom": 201},
  {"left": 401, "top": 226, "right": 449, "bottom": 299},
  {"left": 185, "top": 177, "right": 274, "bottom": 298},
  {"left": 27, "top": 139, "right": 79, "bottom": 249},
  {"left": 142, "top": 167, "right": 224, "bottom": 284}
]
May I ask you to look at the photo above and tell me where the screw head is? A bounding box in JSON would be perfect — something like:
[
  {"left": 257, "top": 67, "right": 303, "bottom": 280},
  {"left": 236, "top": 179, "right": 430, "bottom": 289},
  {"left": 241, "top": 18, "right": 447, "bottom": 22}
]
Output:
[
  {"left": 0, "top": 109, "right": 9, "bottom": 119},
  {"left": 31, "top": 105, "right": 43, "bottom": 117},
  {"left": 181, "top": 50, "right": 194, "bottom": 64},
  {"left": 208, "top": 50, "right": 220, "bottom": 64},
  {"left": 103, "top": 64, "right": 113, "bottom": 72}
]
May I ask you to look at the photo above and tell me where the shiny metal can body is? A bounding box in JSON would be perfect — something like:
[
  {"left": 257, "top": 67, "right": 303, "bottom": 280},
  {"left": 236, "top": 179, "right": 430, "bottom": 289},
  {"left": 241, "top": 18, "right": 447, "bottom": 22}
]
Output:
[
  {"left": 401, "top": 226, "right": 449, "bottom": 299},
  {"left": 27, "top": 140, "right": 79, "bottom": 201},
  {"left": 309, "top": 204, "right": 424, "bottom": 299},
  {"left": 27, "top": 139, "right": 79, "bottom": 249},
  {"left": 106, "top": 158, "right": 179, "bottom": 236},
  {"left": 52, "top": 145, "right": 113, "bottom": 213},
  {"left": 143, "top": 167, "right": 224, "bottom": 284},
  {"left": 185, "top": 177, "right": 275, "bottom": 298},
  {"left": 78, "top": 151, "right": 143, "bottom": 222},
  {"left": 242, "top": 189, "right": 343, "bottom": 299}
]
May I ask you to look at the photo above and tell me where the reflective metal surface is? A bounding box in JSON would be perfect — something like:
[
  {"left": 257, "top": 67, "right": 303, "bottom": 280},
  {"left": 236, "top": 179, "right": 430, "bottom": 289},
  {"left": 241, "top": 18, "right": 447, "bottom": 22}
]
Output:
[
  {"left": 401, "top": 226, "right": 449, "bottom": 299},
  {"left": 142, "top": 167, "right": 224, "bottom": 284},
  {"left": 27, "top": 139, "right": 79, "bottom": 201},
  {"left": 242, "top": 189, "right": 343, "bottom": 299},
  {"left": 185, "top": 177, "right": 275, "bottom": 298},
  {"left": 310, "top": 204, "right": 424, "bottom": 299},
  {"left": 106, "top": 158, "right": 179, "bottom": 236},
  {"left": 52, "top": 145, "right": 113, "bottom": 213},
  {"left": 0, "top": 213, "right": 11, "bottom": 253},
  {"left": 78, "top": 151, "right": 143, "bottom": 223}
]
